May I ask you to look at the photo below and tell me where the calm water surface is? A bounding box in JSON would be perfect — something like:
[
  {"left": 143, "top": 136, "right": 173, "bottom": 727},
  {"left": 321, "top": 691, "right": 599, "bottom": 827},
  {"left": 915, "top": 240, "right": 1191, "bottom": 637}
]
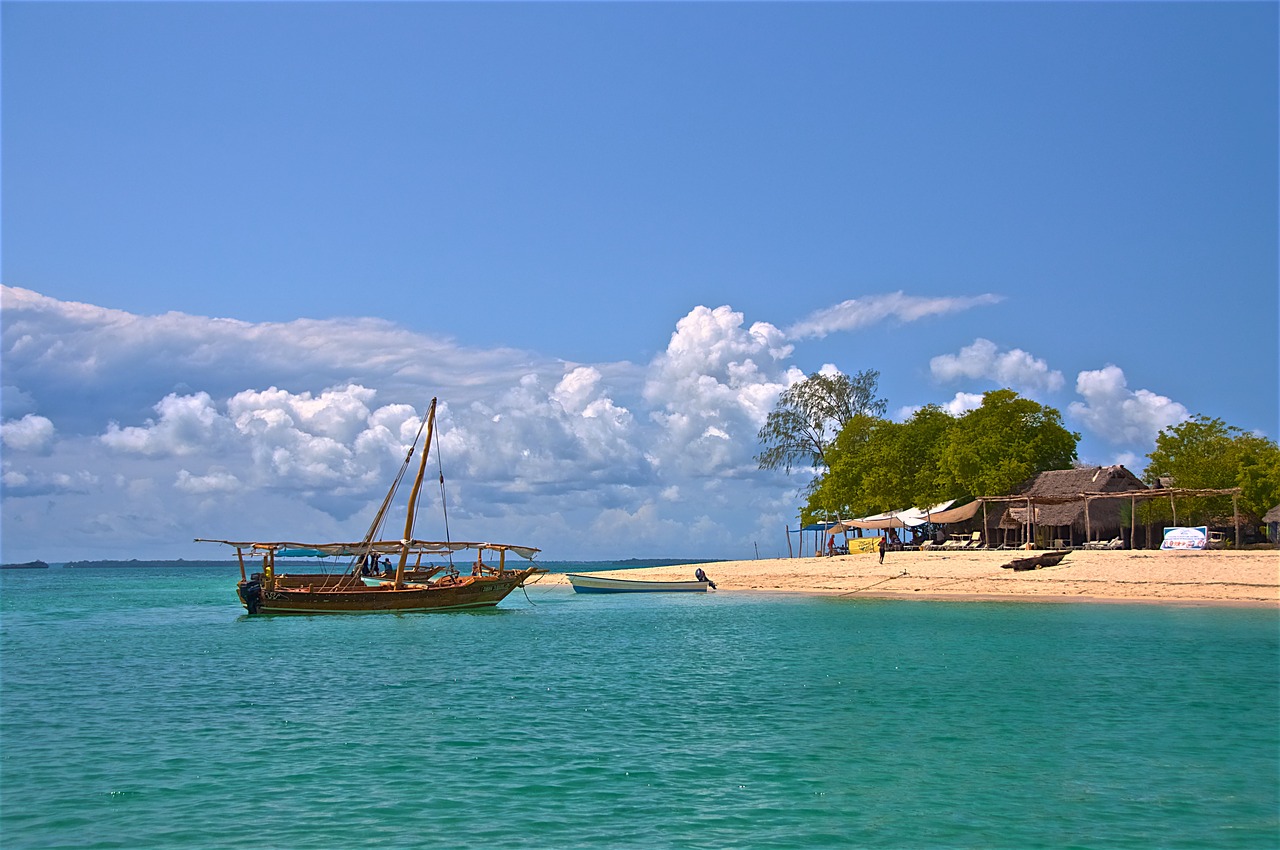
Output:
[{"left": 2, "top": 565, "right": 1277, "bottom": 848}]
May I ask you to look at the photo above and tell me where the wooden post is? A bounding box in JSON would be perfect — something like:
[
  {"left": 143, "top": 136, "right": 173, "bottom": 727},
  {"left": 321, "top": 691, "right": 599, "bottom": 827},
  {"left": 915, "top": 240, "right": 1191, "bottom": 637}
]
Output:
[
  {"left": 1084, "top": 496, "right": 1092, "bottom": 544},
  {"left": 982, "top": 500, "right": 989, "bottom": 549},
  {"left": 1133, "top": 499, "right": 1139, "bottom": 549},
  {"left": 1169, "top": 491, "right": 1177, "bottom": 526},
  {"left": 786, "top": 526, "right": 794, "bottom": 559},
  {"left": 1026, "top": 497, "right": 1033, "bottom": 549},
  {"left": 1233, "top": 493, "right": 1241, "bottom": 548}
]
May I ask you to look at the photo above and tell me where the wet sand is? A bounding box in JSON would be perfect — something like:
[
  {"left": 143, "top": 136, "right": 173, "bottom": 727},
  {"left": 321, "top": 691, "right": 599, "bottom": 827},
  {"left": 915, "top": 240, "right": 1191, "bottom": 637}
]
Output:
[{"left": 533, "top": 549, "right": 1279, "bottom": 606}]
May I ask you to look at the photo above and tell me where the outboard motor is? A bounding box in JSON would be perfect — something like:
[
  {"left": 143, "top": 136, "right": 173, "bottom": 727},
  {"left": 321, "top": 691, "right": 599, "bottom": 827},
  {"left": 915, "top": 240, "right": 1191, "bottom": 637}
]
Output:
[{"left": 237, "top": 578, "right": 263, "bottom": 615}]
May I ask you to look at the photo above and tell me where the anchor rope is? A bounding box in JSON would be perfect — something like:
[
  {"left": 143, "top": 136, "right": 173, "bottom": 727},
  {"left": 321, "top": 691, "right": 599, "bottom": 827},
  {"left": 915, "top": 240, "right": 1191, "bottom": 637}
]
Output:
[{"left": 838, "top": 569, "right": 909, "bottom": 597}]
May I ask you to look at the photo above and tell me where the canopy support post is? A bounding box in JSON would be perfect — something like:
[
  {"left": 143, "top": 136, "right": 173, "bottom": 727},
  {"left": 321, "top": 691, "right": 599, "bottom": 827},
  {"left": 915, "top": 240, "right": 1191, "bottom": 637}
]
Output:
[{"left": 1234, "top": 494, "right": 1240, "bottom": 548}]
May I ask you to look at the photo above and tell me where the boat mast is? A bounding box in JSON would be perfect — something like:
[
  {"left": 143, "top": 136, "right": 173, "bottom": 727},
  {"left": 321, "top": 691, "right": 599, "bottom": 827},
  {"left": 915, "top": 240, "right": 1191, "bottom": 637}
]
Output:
[
  {"left": 394, "top": 398, "right": 437, "bottom": 588},
  {"left": 352, "top": 397, "right": 434, "bottom": 575}
]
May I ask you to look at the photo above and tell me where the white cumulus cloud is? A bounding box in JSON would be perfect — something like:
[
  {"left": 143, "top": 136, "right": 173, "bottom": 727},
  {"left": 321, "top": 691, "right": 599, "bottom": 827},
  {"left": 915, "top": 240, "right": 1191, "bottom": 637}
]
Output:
[
  {"left": 1, "top": 414, "right": 55, "bottom": 453},
  {"left": 644, "top": 306, "right": 802, "bottom": 476},
  {"left": 1068, "top": 365, "right": 1190, "bottom": 445},
  {"left": 101, "top": 392, "right": 228, "bottom": 456},
  {"left": 930, "top": 338, "right": 1065, "bottom": 394}
]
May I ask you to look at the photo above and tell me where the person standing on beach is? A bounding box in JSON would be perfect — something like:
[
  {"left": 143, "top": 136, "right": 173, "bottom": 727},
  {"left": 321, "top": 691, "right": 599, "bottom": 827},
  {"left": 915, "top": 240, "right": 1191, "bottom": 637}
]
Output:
[{"left": 878, "top": 535, "right": 887, "bottom": 565}]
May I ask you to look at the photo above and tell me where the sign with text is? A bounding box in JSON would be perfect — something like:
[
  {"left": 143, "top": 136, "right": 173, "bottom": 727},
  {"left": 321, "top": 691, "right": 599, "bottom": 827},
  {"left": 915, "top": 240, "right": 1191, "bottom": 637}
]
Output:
[{"left": 1161, "top": 526, "right": 1208, "bottom": 551}]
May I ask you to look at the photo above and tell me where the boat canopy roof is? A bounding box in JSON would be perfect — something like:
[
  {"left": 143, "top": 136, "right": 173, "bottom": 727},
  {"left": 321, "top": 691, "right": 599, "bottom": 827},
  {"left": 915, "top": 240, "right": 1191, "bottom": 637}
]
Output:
[{"left": 195, "top": 538, "right": 540, "bottom": 561}]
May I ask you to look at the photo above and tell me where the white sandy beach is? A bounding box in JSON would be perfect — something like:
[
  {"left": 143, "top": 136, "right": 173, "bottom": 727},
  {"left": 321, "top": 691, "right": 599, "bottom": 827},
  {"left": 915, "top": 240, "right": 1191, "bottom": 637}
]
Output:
[{"left": 532, "top": 549, "right": 1280, "bottom": 606}]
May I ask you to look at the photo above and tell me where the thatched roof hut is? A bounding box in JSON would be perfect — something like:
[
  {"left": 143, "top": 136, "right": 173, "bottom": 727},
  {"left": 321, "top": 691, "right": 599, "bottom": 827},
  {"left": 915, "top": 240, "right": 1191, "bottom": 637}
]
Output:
[
  {"left": 995, "top": 465, "right": 1148, "bottom": 543},
  {"left": 1265, "top": 504, "right": 1280, "bottom": 544}
]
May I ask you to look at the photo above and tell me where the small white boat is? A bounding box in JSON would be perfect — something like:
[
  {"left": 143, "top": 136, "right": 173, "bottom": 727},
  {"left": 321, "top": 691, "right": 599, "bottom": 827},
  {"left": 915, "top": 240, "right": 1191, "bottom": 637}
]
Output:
[{"left": 566, "top": 573, "right": 713, "bottom": 594}]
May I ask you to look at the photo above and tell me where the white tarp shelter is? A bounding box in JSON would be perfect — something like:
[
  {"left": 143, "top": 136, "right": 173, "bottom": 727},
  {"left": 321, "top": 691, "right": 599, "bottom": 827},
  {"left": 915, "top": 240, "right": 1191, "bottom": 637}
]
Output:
[{"left": 839, "top": 501, "right": 957, "bottom": 531}]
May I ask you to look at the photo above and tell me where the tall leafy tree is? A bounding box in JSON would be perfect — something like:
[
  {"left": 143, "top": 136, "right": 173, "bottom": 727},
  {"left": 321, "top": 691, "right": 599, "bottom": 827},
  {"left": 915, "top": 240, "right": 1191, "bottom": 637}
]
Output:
[
  {"left": 803, "top": 413, "right": 881, "bottom": 521},
  {"left": 797, "top": 387, "right": 1079, "bottom": 523},
  {"left": 1144, "top": 416, "right": 1280, "bottom": 524},
  {"left": 936, "top": 389, "right": 1079, "bottom": 497},
  {"left": 756, "top": 370, "right": 886, "bottom": 473},
  {"left": 859, "top": 405, "right": 958, "bottom": 510}
]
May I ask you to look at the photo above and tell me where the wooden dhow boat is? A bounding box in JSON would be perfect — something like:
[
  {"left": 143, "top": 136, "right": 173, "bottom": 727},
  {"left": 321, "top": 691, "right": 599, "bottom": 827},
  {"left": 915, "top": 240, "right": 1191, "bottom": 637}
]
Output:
[{"left": 199, "top": 398, "right": 543, "bottom": 615}]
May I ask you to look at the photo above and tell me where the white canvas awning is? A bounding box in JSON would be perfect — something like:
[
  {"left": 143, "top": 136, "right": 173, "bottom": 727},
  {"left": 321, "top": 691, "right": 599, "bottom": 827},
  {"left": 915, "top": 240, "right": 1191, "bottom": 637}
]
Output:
[
  {"left": 839, "top": 501, "right": 956, "bottom": 531},
  {"left": 924, "top": 500, "right": 983, "bottom": 525}
]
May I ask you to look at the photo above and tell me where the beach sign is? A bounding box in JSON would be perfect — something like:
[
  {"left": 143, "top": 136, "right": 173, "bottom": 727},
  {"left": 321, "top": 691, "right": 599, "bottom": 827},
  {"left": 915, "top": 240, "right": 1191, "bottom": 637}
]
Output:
[
  {"left": 847, "top": 537, "right": 880, "bottom": 555},
  {"left": 1161, "top": 526, "right": 1208, "bottom": 551}
]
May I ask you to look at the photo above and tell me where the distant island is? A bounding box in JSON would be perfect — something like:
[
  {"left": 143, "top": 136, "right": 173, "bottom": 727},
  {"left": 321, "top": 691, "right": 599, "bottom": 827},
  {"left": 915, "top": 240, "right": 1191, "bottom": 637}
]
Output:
[
  {"left": 0, "top": 560, "right": 49, "bottom": 570},
  {"left": 62, "top": 559, "right": 237, "bottom": 569}
]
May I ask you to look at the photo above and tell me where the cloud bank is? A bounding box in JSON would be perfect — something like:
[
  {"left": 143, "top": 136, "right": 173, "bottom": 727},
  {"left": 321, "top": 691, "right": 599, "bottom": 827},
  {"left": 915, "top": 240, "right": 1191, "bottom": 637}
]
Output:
[
  {"left": 1, "top": 287, "right": 808, "bottom": 560},
  {"left": 1, "top": 286, "right": 1198, "bottom": 561}
]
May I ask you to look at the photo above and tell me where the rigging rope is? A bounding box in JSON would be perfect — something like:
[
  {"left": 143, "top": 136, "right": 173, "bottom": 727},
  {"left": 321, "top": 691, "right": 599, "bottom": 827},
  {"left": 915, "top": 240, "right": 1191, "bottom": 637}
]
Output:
[
  {"left": 434, "top": 423, "right": 455, "bottom": 568},
  {"left": 351, "top": 401, "right": 433, "bottom": 576}
]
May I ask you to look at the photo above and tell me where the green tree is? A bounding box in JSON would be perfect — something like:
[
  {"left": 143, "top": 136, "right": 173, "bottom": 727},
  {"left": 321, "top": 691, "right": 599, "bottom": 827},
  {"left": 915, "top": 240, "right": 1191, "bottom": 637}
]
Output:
[
  {"left": 798, "top": 387, "right": 1078, "bottom": 524},
  {"left": 756, "top": 370, "right": 886, "bottom": 473},
  {"left": 1144, "top": 416, "right": 1280, "bottom": 524},
  {"left": 936, "top": 389, "right": 1079, "bottom": 497},
  {"left": 859, "top": 405, "right": 958, "bottom": 510},
  {"left": 802, "top": 413, "right": 881, "bottom": 521}
]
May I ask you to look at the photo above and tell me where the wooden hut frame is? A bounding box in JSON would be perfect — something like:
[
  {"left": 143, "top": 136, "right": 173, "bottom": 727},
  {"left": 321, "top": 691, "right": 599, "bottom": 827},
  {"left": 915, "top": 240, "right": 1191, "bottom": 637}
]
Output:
[{"left": 977, "top": 486, "right": 1242, "bottom": 549}]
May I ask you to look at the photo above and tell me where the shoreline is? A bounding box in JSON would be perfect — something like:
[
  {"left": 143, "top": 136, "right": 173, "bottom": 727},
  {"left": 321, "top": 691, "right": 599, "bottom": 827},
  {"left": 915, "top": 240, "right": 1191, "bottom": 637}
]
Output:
[{"left": 533, "top": 549, "right": 1279, "bottom": 608}]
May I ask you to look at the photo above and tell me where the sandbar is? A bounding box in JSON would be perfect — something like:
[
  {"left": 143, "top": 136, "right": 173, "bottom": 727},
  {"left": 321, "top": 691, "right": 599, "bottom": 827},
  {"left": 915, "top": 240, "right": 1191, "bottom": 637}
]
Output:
[{"left": 532, "top": 549, "right": 1279, "bottom": 607}]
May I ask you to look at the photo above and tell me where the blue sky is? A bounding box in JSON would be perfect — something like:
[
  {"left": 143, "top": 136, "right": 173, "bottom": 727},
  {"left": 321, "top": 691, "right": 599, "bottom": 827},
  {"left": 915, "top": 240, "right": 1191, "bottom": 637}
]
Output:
[{"left": 2, "top": 2, "right": 1276, "bottom": 563}]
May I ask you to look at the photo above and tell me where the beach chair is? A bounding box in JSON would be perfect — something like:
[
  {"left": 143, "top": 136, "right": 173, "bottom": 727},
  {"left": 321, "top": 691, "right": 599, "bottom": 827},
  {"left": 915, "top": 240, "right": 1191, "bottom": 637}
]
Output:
[{"left": 964, "top": 531, "right": 984, "bottom": 549}]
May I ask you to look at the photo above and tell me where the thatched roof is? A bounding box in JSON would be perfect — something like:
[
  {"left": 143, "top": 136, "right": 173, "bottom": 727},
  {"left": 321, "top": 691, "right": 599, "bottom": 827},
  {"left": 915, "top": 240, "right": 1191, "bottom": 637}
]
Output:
[
  {"left": 1264, "top": 504, "right": 1280, "bottom": 524},
  {"left": 1019, "top": 465, "right": 1148, "bottom": 499},
  {"left": 997, "top": 465, "right": 1147, "bottom": 529}
]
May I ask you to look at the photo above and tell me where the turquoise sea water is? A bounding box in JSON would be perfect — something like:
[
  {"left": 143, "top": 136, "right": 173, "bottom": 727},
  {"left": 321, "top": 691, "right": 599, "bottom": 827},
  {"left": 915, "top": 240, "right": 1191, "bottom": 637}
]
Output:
[{"left": 2, "top": 564, "right": 1277, "bottom": 849}]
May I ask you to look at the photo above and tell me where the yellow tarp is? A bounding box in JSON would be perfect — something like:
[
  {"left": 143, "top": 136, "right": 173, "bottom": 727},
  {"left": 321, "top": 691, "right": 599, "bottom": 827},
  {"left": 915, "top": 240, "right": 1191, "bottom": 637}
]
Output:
[{"left": 846, "top": 537, "right": 881, "bottom": 555}]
